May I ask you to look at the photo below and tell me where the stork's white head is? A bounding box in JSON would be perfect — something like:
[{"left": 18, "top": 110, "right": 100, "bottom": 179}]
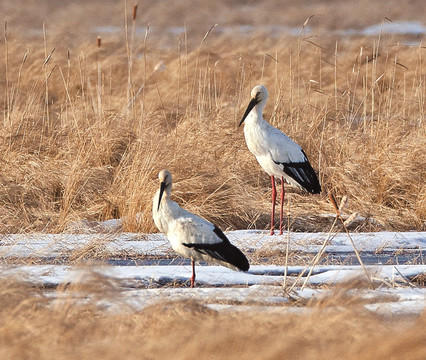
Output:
[
  {"left": 250, "top": 84, "right": 268, "bottom": 103},
  {"left": 158, "top": 169, "right": 172, "bottom": 186},
  {"left": 239, "top": 85, "right": 268, "bottom": 126},
  {"left": 157, "top": 169, "right": 172, "bottom": 210}
]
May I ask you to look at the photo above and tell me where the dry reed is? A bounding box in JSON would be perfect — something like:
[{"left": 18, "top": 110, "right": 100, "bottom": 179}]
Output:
[
  {"left": 0, "top": 1, "right": 424, "bottom": 234},
  {"left": 0, "top": 277, "right": 425, "bottom": 360}
]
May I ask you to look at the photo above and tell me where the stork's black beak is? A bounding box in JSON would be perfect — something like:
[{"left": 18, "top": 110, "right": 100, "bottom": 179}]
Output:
[
  {"left": 239, "top": 98, "right": 258, "bottom": 127},
  {"left": 157, "top": 181, "right": 166, "bottom": 211}
]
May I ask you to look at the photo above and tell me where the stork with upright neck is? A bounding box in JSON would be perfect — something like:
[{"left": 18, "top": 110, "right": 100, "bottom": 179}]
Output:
[
  {"left": 239, "top": 85, "right": 321, "bottom": 235},
  {"left": 152, "top": 169, "right": 250, "bottom": 287}
]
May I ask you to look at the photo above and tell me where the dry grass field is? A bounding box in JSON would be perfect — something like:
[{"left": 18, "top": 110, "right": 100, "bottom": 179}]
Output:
[
  {"left": 0, "top": 278, "right": 425, "bottom": 360},
  {"left": 0, "top": 0, "right": 425, "bottom": 234},
  {"left": 0, "top": 2, "right": 425, "bottom": 358}
]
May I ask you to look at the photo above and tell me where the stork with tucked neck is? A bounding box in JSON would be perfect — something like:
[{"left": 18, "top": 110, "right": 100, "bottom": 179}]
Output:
[{"left": 153, "top": 169, "right": 250, "bottom": 287}]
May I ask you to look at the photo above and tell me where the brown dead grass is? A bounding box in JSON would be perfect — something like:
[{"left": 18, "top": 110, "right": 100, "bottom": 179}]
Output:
[
  {"left": 0, "top": 277, "right": 425, "bottom": 360},
  {"left": 0, "top": 1, "right": 425, "bottom": 233}
]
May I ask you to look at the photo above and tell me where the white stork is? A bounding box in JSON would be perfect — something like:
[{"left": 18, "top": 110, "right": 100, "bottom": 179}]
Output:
[
  {"left": 152, "top": 169, "right": 250, "bottom": 287},
  {"left": 239, "top": 85, "right": 321, "bottom": 235}
]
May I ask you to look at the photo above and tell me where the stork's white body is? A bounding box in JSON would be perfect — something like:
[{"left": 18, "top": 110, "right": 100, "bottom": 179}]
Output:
[
  {"left": 243, "top": 106, "right": 307, "bottom": 190},
  {"left": 239, "top": 85, "right": 321, "bottom": 234},
  {"left": 153, "top": 191, "right": 237, "bottom": 269}
]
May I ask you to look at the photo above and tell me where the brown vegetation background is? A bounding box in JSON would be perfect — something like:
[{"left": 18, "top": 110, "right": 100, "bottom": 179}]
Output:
[
  {"left": 0, "top": 0, "right": 425, "bottom": 233},
  {"left": 0, "top": 277, "right": 425, "bottom": 360},
  {"left": 0, "top": 2, "right": 425, "bottom": 359}
]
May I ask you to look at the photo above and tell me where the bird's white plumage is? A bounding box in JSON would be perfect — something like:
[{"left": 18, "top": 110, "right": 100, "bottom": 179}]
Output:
[
  {"left": 242, "top": 85, "right": 309, "bottom": 189},
  {"left": 239, "top": 85, "right": 321, "bottom": 235},
  {"left": 152, "top": 170, "right": 245, "bottom": 271}
]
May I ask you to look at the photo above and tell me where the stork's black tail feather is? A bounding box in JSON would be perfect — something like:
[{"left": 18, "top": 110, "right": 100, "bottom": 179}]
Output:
[
  {"left": 278, "top": 150, "right": 321, "bottom": 194},
  {"left": 183, "top": 226, "right": 250, "bottom": 271},
  {"left": 183, "top": 241, "right": 250, "bottom": 271}
]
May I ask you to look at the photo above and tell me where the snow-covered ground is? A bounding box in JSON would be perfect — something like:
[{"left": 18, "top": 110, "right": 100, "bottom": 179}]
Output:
[
  {"left": 0, "top": 230, "right": 425, "bottom": 316},
  {"left": 92, "top": 21, "right": 426, "bottom": 39},
  {"left": 1, "top": 230, "right": 424, "bottom": 259}
]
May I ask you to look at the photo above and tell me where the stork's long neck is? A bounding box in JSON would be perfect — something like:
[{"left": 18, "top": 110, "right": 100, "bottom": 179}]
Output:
[
  {"left": 154, "top": 184, "right": 175, "bottom": 232},
  {"left": 247, "top": 101, "right": 266, "bottom": 125},
  {"left": 160, "top": 186, "right": 172, "bottom": 210}
]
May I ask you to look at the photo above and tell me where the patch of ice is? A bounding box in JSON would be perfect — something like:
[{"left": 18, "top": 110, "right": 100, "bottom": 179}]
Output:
[
  {"left": 92, "top": 25, "right": 307, "bottom": 38},
  {"left": 206, "top": 304, "right": 311, "bottom": 314},
  {"left": 363, "top": 21, "right": 426, "bottom": 35},
  {"left": 1, "top": 264, "right": 424, "bottom": 288},
  {"left": 364, "top": 300, "right": 425, "bottom": 315},
  {"left": 339, "top": 21, "right": 426, "bottom": 36},
  {"left": 1, "top": 231, "right": 424, "bottom": 259},
  {"left": 306, "top": 265, "right": 426, "bottom": 285}
]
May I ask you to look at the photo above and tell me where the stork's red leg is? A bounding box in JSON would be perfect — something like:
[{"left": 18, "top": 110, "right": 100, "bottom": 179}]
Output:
[
  {"left": 270, "top": 175, "right": 276, "bottom": 235},
  {"left": 279, "top": 177, "right": 285, "bottom": 235},
  {"left": 190, "top": 259, "right": 196, "bottom": 288}
]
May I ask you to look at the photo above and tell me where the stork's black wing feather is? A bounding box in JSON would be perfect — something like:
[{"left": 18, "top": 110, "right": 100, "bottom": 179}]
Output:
[
  {"left": 183, "top": 226, "right": 250, "bottom": 271},
  {"left": 274, "top": 150, "right": 321, "bottom": 194}
]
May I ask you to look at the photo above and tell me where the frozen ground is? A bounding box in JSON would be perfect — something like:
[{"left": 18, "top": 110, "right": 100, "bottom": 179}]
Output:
[
  {"left": 1, "top": 229, "right": 424, "bottom": 260},
  {"left": 92, "top": 21, "right": 426, "bottom": 37},
  {"left": 0, "top": 229, "right": 424, "bottom": 316}
]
